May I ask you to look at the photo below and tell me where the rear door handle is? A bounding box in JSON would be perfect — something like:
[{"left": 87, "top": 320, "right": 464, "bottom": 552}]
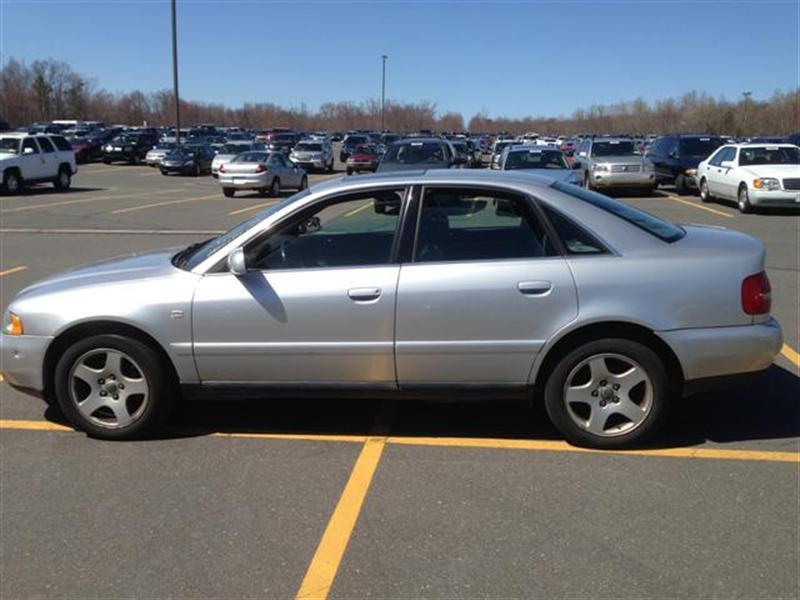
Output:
[
  {"left": 517, "top": 281, "right": 552, "bottom": 296},
  {"left": 348, "top": 287, "right": 382, "bottom": 301}
]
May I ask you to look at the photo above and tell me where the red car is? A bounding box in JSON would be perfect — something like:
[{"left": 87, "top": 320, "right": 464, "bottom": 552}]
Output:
[{"left": 345, "top": 144, "right": 380, "bottom": 175}]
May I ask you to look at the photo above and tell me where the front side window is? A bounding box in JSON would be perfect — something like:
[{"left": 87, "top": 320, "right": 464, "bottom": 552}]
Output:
[
  {"left": 414, "top": 187, "right": 555, "bottom": 263},
  {"left": 244, "top": 189, "right": 405, "bottom": 270},
  {"left": 21, "top": 138, "right": 39, "bottom": 154},
  {"left": 708, "top": 147, "right": 730, "bottom": 166}
]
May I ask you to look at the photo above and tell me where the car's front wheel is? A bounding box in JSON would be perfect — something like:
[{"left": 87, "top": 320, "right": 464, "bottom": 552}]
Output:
[
  {"left": 223, "top": 187, "right": 235, "bottom": 198},
  {"left": 699, "top": 177, "right": 712, "bottom": 203},
  {"left": 54, "top": 334, "right": 174, "bottom": 440},
  {"left": 544, "top": 338, "right": 668, "bottom": 448},
  {"left": 738, "top": 184, "right": 753, "bottom": 213},
  {"left": 2, "top": 169, "right": 22, "bottom": 194}
]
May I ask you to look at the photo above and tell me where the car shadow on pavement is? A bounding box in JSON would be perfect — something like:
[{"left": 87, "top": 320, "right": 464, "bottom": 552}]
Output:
[{"left": 7, "top": 186, "right": 107, "bottom": 196}]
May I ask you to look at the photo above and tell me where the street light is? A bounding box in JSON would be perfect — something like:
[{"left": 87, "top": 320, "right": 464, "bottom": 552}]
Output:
[
  {"left": 381, "top": 55, "right": 387, "bottom": 132},
  {"left": 171, "top": 0, "right": 181, "bottom": 146},
  {"left": 741, "top": 91, "right": 752, "bottom": 136}
]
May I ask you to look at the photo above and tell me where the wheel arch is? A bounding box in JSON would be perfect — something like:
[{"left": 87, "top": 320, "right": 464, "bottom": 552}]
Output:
[
  {"left": 531, "top": 320, "right": 685, "bottom": 401},
  {"left": 43, "top": 320, "right": 180, "bottom": 399}
]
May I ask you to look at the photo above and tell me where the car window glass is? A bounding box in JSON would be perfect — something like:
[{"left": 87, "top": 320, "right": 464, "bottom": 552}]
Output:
[
  {"left": 541, "top": 204, "right": 607, "bottom": 255},
  {"left": 245, "top": 189, "right": 404, "bottom": 270},
  {"left": 708, "top": 147, "right": 727, "bottom": 166},
  {"left": 36, "top": 137, "right": 55, "bottom": 153},
  {"left": 414, "top": 187, "right": 555, "bottom": 263},
  {"left": 21, "top": 138, "right": 39, "bottom": 154}
]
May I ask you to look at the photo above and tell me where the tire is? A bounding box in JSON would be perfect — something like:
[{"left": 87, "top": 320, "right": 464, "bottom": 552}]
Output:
[
  {"left": 270, "top": 178, "right": 280, "bottom": 197},
  {"left": 699, "top": 178, "right": 712, "bottom": 203},
  {"left": 543, "top": 338, "right": 668, "bottom": 449},
  {"left": 102, "top": 158, "right": 111, "bottom": 165},
  {"left": 674, "top": 174, "right": 688, "bottom": 195},
  {"left": 299, "top": 175, "right": 308, "bottom": 190},
  {"left": 346, "top": 167, "right": 353, "bottom": 176},
  {"left": 2, "top": 169, "right": 22, "bottom": 195},
  {"left": 738, "top": 184, "right": 753, "bottom": 213},
  {"left": 54, "top": 334, "right": 175, "bottom": 440},
  {"left": 160, "top": 168, "right": 168, "bottom": 176},
  {"left": 223, "top": 187, "right": 235, "bottom": 198},
  {"left": 194, "top": 163, "right": 201, "bottom": 177},
  {"left": 53, "top": 166, "right": 72, "bottom": 192}
]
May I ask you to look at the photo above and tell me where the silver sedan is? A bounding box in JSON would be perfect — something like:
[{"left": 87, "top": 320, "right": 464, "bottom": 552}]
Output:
[
  {"left": 218, "top": 151, "right": 307, "bottom": 197},
  {"left": 0, "top": 170, "right": 782, "bottom": 447}
]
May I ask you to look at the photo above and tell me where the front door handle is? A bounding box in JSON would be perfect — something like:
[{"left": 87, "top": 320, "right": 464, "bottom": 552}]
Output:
[
  {"left": 518, "top": 281, "right": 552, "bottom": 296},
  {"left": 348, "top": 287, "right": 382, "bottom": 301}
]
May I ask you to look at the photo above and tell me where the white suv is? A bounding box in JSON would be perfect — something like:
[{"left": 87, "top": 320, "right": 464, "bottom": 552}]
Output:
[{"left": 0, "top": 132, "right": 78, "bottom": 194}]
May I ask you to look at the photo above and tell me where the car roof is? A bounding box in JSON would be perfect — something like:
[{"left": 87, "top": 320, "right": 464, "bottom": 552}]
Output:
[
  {"left": 507, "top": 144, "right": 561, "bottom": 152},
  {"left": 392, "top": 137, "right": 445, "bottom": 145},
  {"left": 731, "top": 142, "right": 797, "bottom": 148},
  {"left": 0, "top": 132, "right": 37, "bottom": 138},
  {"left": 591, "top": 138, "right": 633, "bottom": 144}
]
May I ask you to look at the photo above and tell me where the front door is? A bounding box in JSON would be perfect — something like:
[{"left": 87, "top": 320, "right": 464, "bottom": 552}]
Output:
[
  {"left": 395, "top": 186, "right": 579, "bottom": 386},
  {"left": 192, "top": 188, "right": 407, "bottom": 385}
]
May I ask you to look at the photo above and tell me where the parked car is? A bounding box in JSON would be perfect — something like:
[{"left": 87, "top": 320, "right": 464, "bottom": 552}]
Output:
[
  {"left": 377, "top": 138, "right": 464, "bottom": 172},
  {"left": 339, "top": 134, "right": 371, "bottom": 162},
  {"left": 0, "top": 170, "right": 782, "bottom": 448},
  {"left": 218, "top": 151, "right": 307, "bottom": 197},
  {"left": 491, "top": 139, "right": 518, "bottom": 168},
  {"left": 102, "top": 133, "right": 159, "bottom": 165},
  {"left": 450, "top": 140, "right": 478, "bottom": 168},
  {"left": 572, "top": 138, "right": 656, "bottom": 194},
  {"left": 500, "top": 145, "right": 581, "bottom": 184},
  {"left": 145, "top": 143, "right": 177, "bottom": 167},
  {"left": 211, "top": 141, "right": 266, "bottom": 177},
  {"left": 646, "top": 134, "right": 724, "bottom": 194},
  {"left": 265, "top": 133, "right": 298, "bottom": 155},
  {"left": 0, "top": 132, "right": 77, "bottom": 194},
  {"left": 160, "top": 145, "right": 215, "bottom": 176},
  {"left": 289, "top": 139, "right": 334, "bottom": 173},
  {"left": 696, "top": 143, "right": 800, "bottom": 213},
  {"left": 345, "top": 144, "right": 380, "bottom": 174},
  {"left": 69, "top": 135, "right": 103, "bottom": 163}
]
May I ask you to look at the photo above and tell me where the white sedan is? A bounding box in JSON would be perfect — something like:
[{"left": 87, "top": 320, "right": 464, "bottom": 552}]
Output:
[{"left": 697, "top": 143, "right": 800, "bottom": 213}]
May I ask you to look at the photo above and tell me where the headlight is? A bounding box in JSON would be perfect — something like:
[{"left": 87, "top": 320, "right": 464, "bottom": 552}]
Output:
[
  {"left": 684, "top": 168, "right": 697, "bottom": 176},
  {"left": 753, "top": 178, "right": 780, "bottom": 191},
  {"left": 592, "top": 163, "right": 609, "bottom": 172},
  {"left": 4, "top": 312, "right": 23, "bottom": 336}
]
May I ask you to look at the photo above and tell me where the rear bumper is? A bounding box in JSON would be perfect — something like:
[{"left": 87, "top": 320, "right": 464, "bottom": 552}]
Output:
[
  {"left": 659, "top": 318, "right": 783, "bottom": 383},
  {"left": 218, "top": 174, "right": 269, "bottom": 190},
  {"left": 0, "top": 333, "right": 52, "bottom": 393}
]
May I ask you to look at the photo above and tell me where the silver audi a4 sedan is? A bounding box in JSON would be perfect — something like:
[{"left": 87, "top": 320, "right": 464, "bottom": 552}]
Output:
[{"left": 1, "top": 170, "right": 782, "bottom": 447}]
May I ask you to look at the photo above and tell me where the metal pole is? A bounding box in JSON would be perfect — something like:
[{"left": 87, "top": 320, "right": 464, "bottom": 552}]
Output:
[
  {"left": 381, "top": 55, "right": 387, "bottom": 131},
  {"left": 741, "top": 91, "right": 752, "bottom": 137},
  {"left": 171, "top": 0, "right": 181, "bottom": 146}
]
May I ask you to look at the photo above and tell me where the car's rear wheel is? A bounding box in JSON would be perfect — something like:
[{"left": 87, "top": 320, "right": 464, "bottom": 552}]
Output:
[
  {"left": 2, "top": 169, "right": 21, "bottom": 194},
  {"left": 54, "top": 334, "right": 174, "bottom": 440},
  {"left": 675, "top": 174, "right": 688, "bottom": 195},
  {"left": 544, "top": 338, "right": 668, "bottom": 448},
  {"left": 699, "top": 177, "right": 712, "bottom": 203},
  {"left": 738, "top": 184, "right": 753, "bottom": 213},
  {"left": 53, "top": 166, "right": 72, "bottom": 192},
  {"left": 223, "top": 187, "right": 235, "bottom": 198},
  {"left": 346, "top": 167, "right": 353, "bottom": 176}
]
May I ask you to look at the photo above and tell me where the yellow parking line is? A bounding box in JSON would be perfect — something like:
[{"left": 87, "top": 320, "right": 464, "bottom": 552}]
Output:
[
  {"left": 0, "top": 188, "right": 187, "bottom": 213},
  {"left": 781, "top": 343, "right": 800, "bottom": 368},
  {"left": 0, "top": 419, "right": 72, "bottom": 432},
  {"left": 0, "top": 265, "right": 27, "bottom": 277},
  {"left": 388, "top": 436, "right": 799, "bottom": 463},
  {"left": 110, "top": 193, "right": 221, "bottom": 214},
  {"left": 344, "top": 201, "right": 372, "bottom": 217},
  {"left": 228, "top": 200, "right": 278, "bottom": 216},
  {"left": 296, "top": 403, "right": 395, "bottom": 600},
  {"left": 664, "top": 195, "right": 734, "bottom": 218}
]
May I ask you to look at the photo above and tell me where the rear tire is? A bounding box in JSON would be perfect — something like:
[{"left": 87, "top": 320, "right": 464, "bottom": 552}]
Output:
[
  {"left": 543, "top": 338, "right": 668, "bottom": 449},
  {"left": 54, "top": 334, "right": 175, "bottom": 440},
  {"left": 346, "top": 167, "right": 353, "bottom": 176},
  {"left": 223, "top": 187, "right": 235, "bottom": 198},
  {"left": 53, "top": 166, "right": 72, "bottom": 192}
]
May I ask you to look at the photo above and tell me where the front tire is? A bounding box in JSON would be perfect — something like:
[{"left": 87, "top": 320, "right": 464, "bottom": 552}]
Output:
[
  {"left": 2, "top": 169, "right": 22, "bottom": 194},
  {"left": 54, "top": 334, "right": 174, "bottom": 440},
  {"left": 738, "top": 184, "right": 753, "bottom": 213},
  {"left": 675, "top": 174, "right": 688, "bottom": 195},
  {"left": 544, "top": 338, "right": 668, "bottom": 449},
  {"left": 699, "top": 178, "right": 712, "bottom": 203},
  {"left": 223, "top": 187, "right": 235, "bottom": 198}
]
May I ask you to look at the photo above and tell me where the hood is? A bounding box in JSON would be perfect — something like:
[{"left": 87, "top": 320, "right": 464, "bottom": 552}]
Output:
[
  {"left": 739, "top": 164, "right": 800, "bottom": 179},
  {"left": 15, "top": 248, "right": 181, "bottom": 301},
  {"left": 349, "top": 154, "right": 377, "bottom": 161},
  {"left": 377, "top": 161, "right": 449, "bottom": 173}
]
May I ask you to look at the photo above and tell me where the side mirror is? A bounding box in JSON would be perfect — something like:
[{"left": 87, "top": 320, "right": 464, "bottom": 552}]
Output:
[
  {"left": 720, "top": 160, "right": 734, "bottom": 169},
  {"left": 227, "top": 248, "right": 247, "bottom": 275},
  {"left": 23, "top": 146, "right": 35, "bottom": 155}
]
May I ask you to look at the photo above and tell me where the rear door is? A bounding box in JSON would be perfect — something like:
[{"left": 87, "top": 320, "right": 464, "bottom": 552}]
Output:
[
  {"left": 395, "top": 186, "right": 579, "bottom": 387},
  {"left": 35, "top": 136, "right": 59, "bottom": 177}
]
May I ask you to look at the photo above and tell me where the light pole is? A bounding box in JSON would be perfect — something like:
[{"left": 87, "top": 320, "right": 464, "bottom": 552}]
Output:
[
  {"left": 381, "top": 55, "right": 387, "bottom": 131},
  {"left": 171, "top": 0, "right": 181, "bottom": 146},
  {"left": 741, "top": 90, "right": 752, "bottom": 137}
]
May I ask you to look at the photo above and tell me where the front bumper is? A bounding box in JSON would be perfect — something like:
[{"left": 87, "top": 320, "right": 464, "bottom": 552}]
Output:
[
  {"left": 592, "top": 170, "right": 655, "bottom": 188},
  {"left": 0, "top": 333, "right": 52, "bottom": 393},
  {"left": 218, "top": 173, "right": 269, "bottom": 190},
  {"left": 103, "top": 150, "right": 137, "bottom": 162},
  {"left": 347, "top": 162, "right": 377, "bottom": 171},
  {"left": 659, "top": 318, "right": 783, "bottom": 384},
  {"left": 161, "top": 163, "right": 195, "bottom": 175},
  {"left": 292, "top": 159, "right": 326, "bottom": 170},
  {"left": 749, "top": 189, "right": 800, "bottom": 207}
]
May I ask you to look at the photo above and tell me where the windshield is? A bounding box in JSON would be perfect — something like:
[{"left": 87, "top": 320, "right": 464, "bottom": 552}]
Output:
[
  {"left": 344, "top": 136, "right": 368, "bottom": 146},
  {"left": 155, "top": 143, "right": 175, "bottom": 151},
  {"left": 591, "top": 141, "right": 637, "bottom": 157},
  {"left": 273, "top": 134, "right": 295, "bottom": 142},
  {"left": 739, "top": 146, "right": 800, "bottom": 166},
  {"left": 679, "top": 137, "right": 721, "bottom": 156},
  {"left": 295, "top": 143, "right": 323, "bottom": 152},
  {"left": 383, "top": 142, "right": 446, "bottom": 164},
  {"left": 505, "top": 150, "right": 568, "bottom": 170},
  {"left": 552, "top": 181, "right": 685, "bottom": 243},
  {"left": 179, "top": 189, "right": 311, "bottom": 270},
  {"left": 0, "top": 137, "right": 20, "bottom": 153},
  {"left": 220, "top": 143, "right": 249, "bottom": 154}
]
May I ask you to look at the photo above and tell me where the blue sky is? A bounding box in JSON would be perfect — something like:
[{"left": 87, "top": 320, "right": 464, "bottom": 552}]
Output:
[{"left": 1, "top": 0, "right": 797, "bottom": 119}]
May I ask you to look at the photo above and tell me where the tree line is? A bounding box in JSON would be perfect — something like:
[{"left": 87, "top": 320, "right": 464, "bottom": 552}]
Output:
[{"left": 1, "top": 57, "right": 797, "bottom": 135}]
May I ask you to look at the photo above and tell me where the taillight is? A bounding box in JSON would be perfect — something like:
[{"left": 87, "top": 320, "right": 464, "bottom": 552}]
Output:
[
  {"left": 741, "top": 271, "right": 771, "bottom": 315},
  {"left": 219, "top": 165, "right": 225, "bottom": 173},
  {"left": 255, "top": 164, "right": 267, "bottom": 173}
]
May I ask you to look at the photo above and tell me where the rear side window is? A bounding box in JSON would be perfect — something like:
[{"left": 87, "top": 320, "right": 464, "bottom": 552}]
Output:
[
  {"left": 551, "top": 181, "right": 685, "bottom": 243},
  {"left": 540, "top": 204, "right": 607, "bottom": 255},
  {"left": 36, "top": 137, "right": 55, "bottom": 152},
  {"left": 414, "top": 187, "right": 556, "bottom": 263},
  {"left": 50, "top": 135, "right": 71, "bottom": 151}
]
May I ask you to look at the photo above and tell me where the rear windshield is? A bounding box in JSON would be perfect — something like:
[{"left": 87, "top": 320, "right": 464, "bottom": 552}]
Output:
[
  {"left": 220, "top": 143, "right": 249, "bottom": 154},
  {"left": 295, "top": 142, "right": 323, "bottom": 151},
  {"left": 551, "top": 181, "right": 685, "bottom": 243},
  {"left": 679, "top": 137, "right": 721, "bottom": 156},
  {"left": 591, "top": 140, "right": 637, "bottom": 157},
  {"left": 505, "top": 149, "right": 567, "bottom": 170},
  {"left": 344, "top": 135, "right": 369, "bottom": 145},
  {"left": 383, "top": 142, "right": 446, "bottom": 164}
]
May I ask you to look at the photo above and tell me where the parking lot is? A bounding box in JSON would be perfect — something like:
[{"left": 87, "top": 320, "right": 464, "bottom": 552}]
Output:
[{"left": 1, "top": 159, "right": 798, "bottom": 598}]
